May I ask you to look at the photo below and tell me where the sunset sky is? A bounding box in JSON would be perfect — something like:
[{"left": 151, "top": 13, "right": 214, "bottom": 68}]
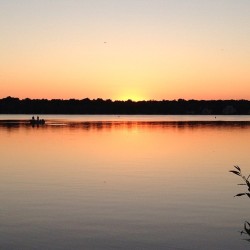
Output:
[{"left": 1, "top": 0, "right": 250, "bottom": 101}]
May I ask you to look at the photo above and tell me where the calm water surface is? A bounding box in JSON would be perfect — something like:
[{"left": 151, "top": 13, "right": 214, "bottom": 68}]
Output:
[{"left": 1, "top": 115, "right": 250, "bottom": 249}]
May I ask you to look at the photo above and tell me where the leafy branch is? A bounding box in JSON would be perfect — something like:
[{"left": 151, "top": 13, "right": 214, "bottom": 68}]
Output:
[
  {"left": 241, "top": 221, "right": 250, "bottom": 240},
  {"left": 230, "top": 166, "right": 250, "bottom": 239},
  {"left": 229, "top": 165, "right": 250, "bottom": 198}
]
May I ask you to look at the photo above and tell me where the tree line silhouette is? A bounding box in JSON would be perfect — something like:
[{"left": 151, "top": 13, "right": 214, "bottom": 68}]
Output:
[{"left": 0, "top": 96, "right": 250, "bottom": 114}]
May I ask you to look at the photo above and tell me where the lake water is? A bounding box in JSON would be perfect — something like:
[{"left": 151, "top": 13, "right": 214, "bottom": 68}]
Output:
[{"left": 1, "top": 115, "right": 250, "bottom": 249}]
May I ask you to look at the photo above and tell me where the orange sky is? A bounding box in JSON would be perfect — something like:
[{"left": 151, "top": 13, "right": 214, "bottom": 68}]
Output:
[{"left": 1, "top": 1, "right": 250, "bottom": 100}]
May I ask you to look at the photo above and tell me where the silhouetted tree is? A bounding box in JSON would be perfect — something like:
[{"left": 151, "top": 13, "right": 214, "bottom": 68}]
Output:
[{"left": 0, "top": 97, "right": 249, "bottom": 114}]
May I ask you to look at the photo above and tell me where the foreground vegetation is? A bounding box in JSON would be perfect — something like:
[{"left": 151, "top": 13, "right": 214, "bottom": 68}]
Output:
[{"left": 230, "top": 166, "right": 250, "bottom": 240}]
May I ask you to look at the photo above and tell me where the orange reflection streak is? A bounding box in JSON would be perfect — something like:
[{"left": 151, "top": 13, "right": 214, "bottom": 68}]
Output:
[
  {"left": 1, "top": 121, "right": 250, "bottom": 214},
  {"left": 1, "top": 121, "right": 250, "bottom": 175}
]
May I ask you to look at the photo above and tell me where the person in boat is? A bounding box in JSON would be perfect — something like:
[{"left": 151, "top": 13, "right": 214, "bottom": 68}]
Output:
[{"left": 30, "top": 116, "right": 45, "bottom": 125}]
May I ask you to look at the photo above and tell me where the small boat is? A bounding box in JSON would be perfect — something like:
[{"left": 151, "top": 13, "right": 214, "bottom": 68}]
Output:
[{"left": 30, "top": 117, "right": 45, "bottom": 125}]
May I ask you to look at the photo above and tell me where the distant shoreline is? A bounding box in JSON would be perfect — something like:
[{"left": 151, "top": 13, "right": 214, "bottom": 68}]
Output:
[{"left": 1, "top": 97, "right": 250, "bottom": 115}]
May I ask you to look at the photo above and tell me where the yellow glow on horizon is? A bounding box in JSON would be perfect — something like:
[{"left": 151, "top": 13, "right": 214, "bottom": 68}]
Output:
[{"left": 116, "top": 91, "right": 146, "bottom": 102}]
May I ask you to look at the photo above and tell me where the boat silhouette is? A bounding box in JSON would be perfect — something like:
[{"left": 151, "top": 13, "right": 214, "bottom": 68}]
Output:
[{"left": 30, "top": 116, "right": 45, "bottom": 125}]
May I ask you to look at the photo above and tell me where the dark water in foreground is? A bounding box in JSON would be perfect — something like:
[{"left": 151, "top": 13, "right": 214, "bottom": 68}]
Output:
[{"left": 1, "top": 115, "right": 250, "bottom": 249}]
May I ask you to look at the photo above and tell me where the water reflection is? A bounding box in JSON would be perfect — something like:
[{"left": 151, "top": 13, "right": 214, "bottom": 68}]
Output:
[
  {"left": 1, "top": 120, "right": 250, "bottom": 131},
  {"left": 1, "top": 119, "right": 250, "bottom": 249}
]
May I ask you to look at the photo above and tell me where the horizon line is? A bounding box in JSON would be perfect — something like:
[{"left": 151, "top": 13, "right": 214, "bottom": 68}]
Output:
[{"left": 1, "top": 96, "right": 250, "bottom": 102}]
